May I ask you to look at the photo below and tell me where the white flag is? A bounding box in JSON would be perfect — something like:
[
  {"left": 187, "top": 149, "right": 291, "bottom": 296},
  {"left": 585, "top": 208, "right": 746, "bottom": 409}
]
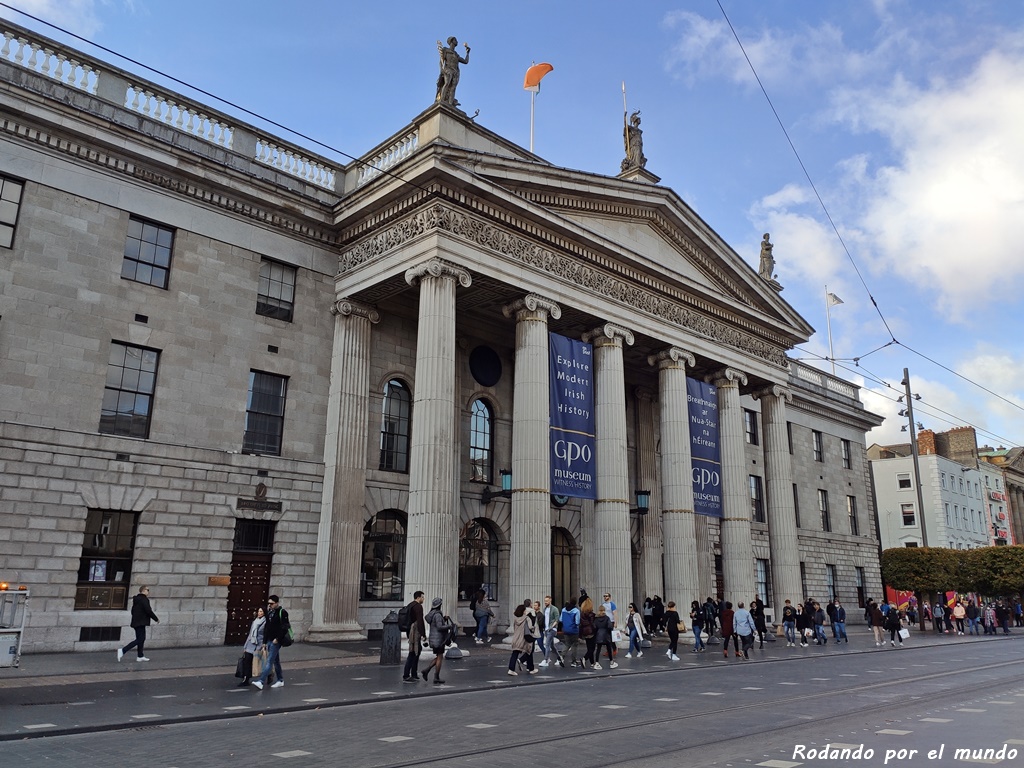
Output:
[{"left": 827, "top": 292, "right": 844, "bottom": 307}]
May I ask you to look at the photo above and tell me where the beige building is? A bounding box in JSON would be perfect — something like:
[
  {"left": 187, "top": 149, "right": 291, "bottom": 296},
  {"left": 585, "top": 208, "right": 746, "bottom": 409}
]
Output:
[{"left": 0, "top": 21, "right": 883, "bottom": 652}]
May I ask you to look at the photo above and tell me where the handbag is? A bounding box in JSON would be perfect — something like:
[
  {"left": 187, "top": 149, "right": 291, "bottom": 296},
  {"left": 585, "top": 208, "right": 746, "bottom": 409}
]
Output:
[
  {"left": 234, "top": 655, "right": 246, "bottom": 679},
  {"left": 611, "top": 629, "right": 623, "bottom": 643},
  {"left": 898, "top": 627, "right": 910, "bottom": 640},
  {"left": 676, "top": 621, "right": 686, "bottom": 632},
  {"left": 803, "top": 628, "right": 814, "bottom": 637}
]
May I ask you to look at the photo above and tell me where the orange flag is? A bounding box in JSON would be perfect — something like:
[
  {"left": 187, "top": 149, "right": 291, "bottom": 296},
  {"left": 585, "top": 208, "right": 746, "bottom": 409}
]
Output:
[{"left": 523, "top": 62, "right": 554, "bottom": 92}]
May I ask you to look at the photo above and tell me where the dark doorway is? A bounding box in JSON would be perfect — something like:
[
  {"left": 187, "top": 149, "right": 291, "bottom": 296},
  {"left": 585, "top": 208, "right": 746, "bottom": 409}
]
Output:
[{"left": 225, "top": 520, "right": 275, "bottom": 645}]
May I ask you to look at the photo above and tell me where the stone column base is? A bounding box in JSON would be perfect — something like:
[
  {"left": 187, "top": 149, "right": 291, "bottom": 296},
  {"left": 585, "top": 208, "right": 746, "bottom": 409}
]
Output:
[{"left": 304, "top": 623, "right": 366, "bottom": 642}]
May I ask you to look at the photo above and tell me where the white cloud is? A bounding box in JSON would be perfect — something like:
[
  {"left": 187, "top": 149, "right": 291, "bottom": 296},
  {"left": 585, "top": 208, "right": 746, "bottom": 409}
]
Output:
[{"left": 0, "top": 0, "right": 103, "bottom": 37}]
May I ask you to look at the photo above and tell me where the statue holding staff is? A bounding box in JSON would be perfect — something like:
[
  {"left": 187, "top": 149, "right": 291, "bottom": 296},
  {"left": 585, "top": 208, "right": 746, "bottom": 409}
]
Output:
[{"left": 621, "top": 109, "right": 647, "bottom": 172}]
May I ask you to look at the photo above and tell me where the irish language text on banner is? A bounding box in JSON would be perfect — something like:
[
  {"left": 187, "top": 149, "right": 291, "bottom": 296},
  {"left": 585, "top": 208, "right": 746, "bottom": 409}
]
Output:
[
  {"left": 687, "top": 377, "right": 722, "bottom": 517},
  {"left": 549, "top": 332, "right": 596, "bottom": 500}
]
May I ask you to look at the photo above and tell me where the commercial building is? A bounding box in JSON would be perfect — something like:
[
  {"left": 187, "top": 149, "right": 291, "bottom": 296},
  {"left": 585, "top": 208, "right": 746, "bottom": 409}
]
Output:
[{"left": 0, "top": 21, "right": 883, "bottom": 652}]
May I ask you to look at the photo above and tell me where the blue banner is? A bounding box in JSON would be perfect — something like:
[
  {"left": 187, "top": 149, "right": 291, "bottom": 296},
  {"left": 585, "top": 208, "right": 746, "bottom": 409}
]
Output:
[
  {"left": 687, "top": 377, "right": 722, "bottom": 517},
  {"left": 549, "top": 333, "right": 596, "bottom": 500}
]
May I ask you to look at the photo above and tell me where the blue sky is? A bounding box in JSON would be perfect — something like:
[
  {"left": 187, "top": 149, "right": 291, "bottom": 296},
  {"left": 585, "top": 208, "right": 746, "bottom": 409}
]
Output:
[{"left": 5, "top": 0, "right": 1024, "bottom": 450}]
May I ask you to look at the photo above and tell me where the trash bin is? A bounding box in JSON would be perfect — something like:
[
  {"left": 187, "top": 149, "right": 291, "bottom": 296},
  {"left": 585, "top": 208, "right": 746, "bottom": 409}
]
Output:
[{"left": 379, "top": 611, "right": 402, "bottom": 665}]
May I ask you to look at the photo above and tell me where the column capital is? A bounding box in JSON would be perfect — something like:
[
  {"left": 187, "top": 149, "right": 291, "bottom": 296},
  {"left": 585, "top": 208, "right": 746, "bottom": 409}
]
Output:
[
  {"left": 708, "top": 366, "right": 748, "bottom": 388},
  {"left": 502, "top": 293, "right": 562, "bottom": 322},
  {"left": 583, "top": 322, "right": 634, "bottom": 347},
  {"left": 331, "top": 298, "right": 381, "bottom": 323},
  {"left": 404, "top": 257, "right": 472, "bottom": 289},
  {"left": 634, "top": 385, "right": 656, "bottom": 403},
  {"left": 752, "top": 383, "right": 792, "bottom": 402},
  {"left": 648, "top": 346, "right": 696, "bottom": 370}
]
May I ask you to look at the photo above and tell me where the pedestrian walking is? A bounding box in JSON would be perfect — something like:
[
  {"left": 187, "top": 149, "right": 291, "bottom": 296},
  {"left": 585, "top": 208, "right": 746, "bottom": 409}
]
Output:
[
  {"left": 703, "top": 597, "right": 719, "bottom": 637},
  {"left": 664, "top": 601, "right": 681, "bottom": 661},
  {"left": 238, "top": 606, "right": 265, "bottom": 687},
  {"left": 252, "top": 594, "right": 290, "bottom": 689},
  {"left": 689, "top": 600, "right": 706, "bottom": 652},
  {"left": 812, "top": 602, "right": 828, "bottom": 645},
  {"left": 592, "top": 605, "right": 617, "bottom": 669},
  {"left": 870, "top": 601, "right": 885, "bottom": 646},
  {"left": 983, "top": 602, "right": 997, "bottom": 635},
  {"left": 118, "top": 586, "right": 160, "bottom": 662},
  {"left": 796, "top": 602, "right": 813, "bottom": 647},
  {"left": 965, "top": 599, "right": 980, "bottom": 635},
  {"left": 642, "top": 597, "right": 654, "bottom": 634},
  {"left": 826, "top": 599, "right": 838, "bottom": 640},
  {"left": 579, "top": 596, "right": 597, "bottom": 669},
  {"left": 560, "top": 598, "right": 581, "bottom": 667},
  {"left": 953, "top": 601, "right": 966, "bottom": 635},
  {"left": 624, "top": 602, "right": 646, "bottom": 658},
  {"left": 751, "top": 596, "right": 767, "bottom": 648},
  {"left": 539, "top": 596, "right": 560, "bottom": 667},
  {"left": 507, "top": 602, "right": 538, "bottom": 675},
  {"left": 733, "top": 601, "right": 757, "bottom": 659},
  {"left": 832, "top": 599, "right": 848, "bottom": 643},
  {"left": 720, "top": 601, "right": 740, "bottom": 658},
  {"left": 932, "top": 601, "right": 945, "bottom": 633},
  {"left": 402, "top": 591, "right": 426, "bottom": 683},
  {"left": 651, "top": 595, "right": 666, "bottom": 635},
  {"left": 884, "top": 603, "right": 904, "bottom": 647},
  {"left": 420, "top": 597, "right": 448, "bottom": 685},
  {"left": 471, "top": 589, "right": 493, "bottom": 644},
  {"left": 781, "top": 599, "right": 797, "bottom": 646}
]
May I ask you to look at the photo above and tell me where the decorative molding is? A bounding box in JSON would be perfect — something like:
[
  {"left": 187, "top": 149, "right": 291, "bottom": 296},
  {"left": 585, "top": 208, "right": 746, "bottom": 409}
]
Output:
[
  {"left": 331, "top": 298, "right": 381, "bottom": 324},
  {"left": 648, "top": 346, "right": 696, "bottom": 370},
  {"left": 709, "top": 367, "right": 748, "bottom": 388},
  {"left": 501, "top": 293, "right": 562, "bottom": 322},
  {"left": 404, "top": 257, "right": 472, "bottom": 289},
  {"left": 583, "top": 322, "right": 634, "bottom": 347},
  {"left": 342, "top": 202, "right": 788, "bottom": 367},
  {"left": 752, "top": 384, "right": 792, "bottom": 403}
]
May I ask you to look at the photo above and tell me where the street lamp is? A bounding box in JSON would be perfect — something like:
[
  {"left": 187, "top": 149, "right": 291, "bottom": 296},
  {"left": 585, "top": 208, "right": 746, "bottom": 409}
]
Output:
[
  {"left": 481, "top": 469, "right": 512, "bottom": 505},
  {"left": 630, "top": 490, "right": 651, "bottom": 516}
]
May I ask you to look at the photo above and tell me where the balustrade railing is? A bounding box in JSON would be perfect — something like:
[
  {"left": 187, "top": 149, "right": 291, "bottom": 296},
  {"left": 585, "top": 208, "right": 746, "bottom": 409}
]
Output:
[
  {"left": 1, "top": 30, "right": 97, "bottom": 93},
  {"left": 791, "top": 360, "right": 857, "bottom": 399},
  {"left": 356, "top": 131, "right": 419, "bottom": 187},
  {"left": 256, "top": 138, "right": 336, "bottom": 190},
  {"left": 125, "top": 84, "right": 234, "bottom": 149}
]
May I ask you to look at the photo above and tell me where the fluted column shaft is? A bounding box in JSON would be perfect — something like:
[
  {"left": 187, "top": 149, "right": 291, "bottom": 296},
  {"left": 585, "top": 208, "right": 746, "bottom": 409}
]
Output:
[
  {"left": 756, "top": 386, "right": 801, "bottom": 607},
  {"left": 309, "top": 299, "right": 379, "bottom": 639},
  {"left": 586, "top": 323, "right": 634, "bottom": 617},
  {"left": 651, "top": 347, "right": 699, "bottom": 606},
  {"left": 503, "top": 295, "right": 561, "bottom": 613},
  {"left": 714, "top": 368, "right": 754, "bottom": 602},
  {"left": 403, "top": 259, "right": 471, "bottom": 612},
  {"left": 635, "top": 387, "right": 662, "bottom": 604}
]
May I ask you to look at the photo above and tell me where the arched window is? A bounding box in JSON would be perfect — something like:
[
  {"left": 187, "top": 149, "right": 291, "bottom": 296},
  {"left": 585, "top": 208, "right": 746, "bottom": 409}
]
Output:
[
  {"left": 458, "top": 519, "right": 498, "bottom": 601},
  {"left": 469, "top": 399, "right": 493, "bottom": 483},
  {"left": 361, "top": 510, "right": 406, "bottom": 601},
  {"left": 379, "top": 379, "right": 411, "bottom": 472}
]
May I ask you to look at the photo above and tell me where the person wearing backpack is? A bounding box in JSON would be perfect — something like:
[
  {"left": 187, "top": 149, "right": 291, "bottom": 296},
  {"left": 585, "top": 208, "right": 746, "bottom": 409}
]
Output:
[
  {"left": 402, "top": 591, "right": 426, "bottom": 683},
  {"left": 420, "top": 597, "right": 448, "bottom": 685},
  {"left": 559, "top": 598, "right": 581, "bottom": 667},
  {"left": 252, "top": 594, "right": 289, "bottom": 690}
]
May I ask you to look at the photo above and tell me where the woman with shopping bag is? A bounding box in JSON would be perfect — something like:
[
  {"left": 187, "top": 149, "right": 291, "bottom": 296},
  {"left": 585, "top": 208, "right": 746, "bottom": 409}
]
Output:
[{"left": 238, "top": 607, "right": 266, "bottom": 687}]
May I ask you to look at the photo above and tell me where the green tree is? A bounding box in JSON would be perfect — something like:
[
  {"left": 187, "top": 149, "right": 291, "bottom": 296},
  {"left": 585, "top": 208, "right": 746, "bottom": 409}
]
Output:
[
  {"left": 881, "top": 547, "right": 957, "bottom": 629},
  {"left": 972, "top": 545, "right": 1024, "bottom": 598}
]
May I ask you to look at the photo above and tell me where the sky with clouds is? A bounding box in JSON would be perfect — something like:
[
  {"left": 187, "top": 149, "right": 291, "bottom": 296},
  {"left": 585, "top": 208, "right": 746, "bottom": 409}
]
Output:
[{"left": 3, "top": 0, "right": 1023, "bottom": 451}]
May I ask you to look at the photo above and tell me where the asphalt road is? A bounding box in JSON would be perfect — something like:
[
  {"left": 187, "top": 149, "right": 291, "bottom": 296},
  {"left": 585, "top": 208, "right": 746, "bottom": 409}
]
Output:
[{"left": 2, "top": 635, "right": 1022, "bottom": 767}]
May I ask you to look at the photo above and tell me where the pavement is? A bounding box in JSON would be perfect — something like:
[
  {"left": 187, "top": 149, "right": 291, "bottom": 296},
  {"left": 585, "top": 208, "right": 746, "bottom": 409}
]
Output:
[{"left": 0, "top": 623, "right": 1018, "bottom": 741}]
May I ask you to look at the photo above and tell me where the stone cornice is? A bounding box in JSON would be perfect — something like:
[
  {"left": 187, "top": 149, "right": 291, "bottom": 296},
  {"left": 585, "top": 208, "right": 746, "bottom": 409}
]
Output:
[
  {"left": 501, "top": 293, "right": 562, "bottom": 322},
  {"left": 404, "top": 257, "right": 472, "bottom": 288},
  {"left": 331, "top": 298, "right": 381, "bottom": 323},
  {"left": 0, "top": 113, "right": 340, "bottom": 247},
  {"left": 342, "top": 201, "right": 788, "bottom": 367}
]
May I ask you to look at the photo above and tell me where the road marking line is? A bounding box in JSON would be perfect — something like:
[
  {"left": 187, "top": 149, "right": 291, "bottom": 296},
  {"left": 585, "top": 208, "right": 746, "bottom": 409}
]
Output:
[
  {"left": 131, "top": 714, "right": 161, "bottom": 720},
  {"left": 956, "top": 708, "right": 987, "bottom": 712},
  {"left": 302, "top": 698, "right": 329, "bottom": 703},
  {"left": 370, "top": 691, "right": 394, "bottom": 695},
  {"left": 876, "top": 729, "right": 912, "bottom": 735},
  {"left": 756, "top": 761, "right": 801, "bottom": 768},
  {"left": 653, "top": 697, "right": 678, "bottom": 701},
  {"left": 272, "top": 750, "right": 312, "bottom": 758},
  {"left": 22, "top": 724, "right": 56, "bottom": 730},
  {"left": 379, "top": 736, "right": 414, "bottom": 742},
  {"left": 223, "top": 706, "right": 250, "bottom": 711},
  {"left": 919, "top": 718, "right": 952, "bottom": 723},
  {"left": 466, "top": 723, "right": 497, "bottom": 729},
  {"left": 601, "top": 704, "right": 628, "bottom": 709},
  {"left": 537, "top": 713, "right": 566, "bottom": 718}
]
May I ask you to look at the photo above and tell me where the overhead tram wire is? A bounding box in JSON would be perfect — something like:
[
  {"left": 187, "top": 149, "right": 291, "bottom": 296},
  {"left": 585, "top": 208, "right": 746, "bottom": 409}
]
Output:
[
  {"left": 717, "top": 1, "right": 1024, "bottom": 433},
  {"left": 0, "top": 2, "right": 431, "bottom": 194}
]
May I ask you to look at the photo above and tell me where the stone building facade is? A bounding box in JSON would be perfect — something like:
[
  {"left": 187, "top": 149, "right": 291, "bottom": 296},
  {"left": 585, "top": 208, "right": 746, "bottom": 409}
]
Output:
[{"left": 0, "top": 21, "right": 883, "bottom": 652}]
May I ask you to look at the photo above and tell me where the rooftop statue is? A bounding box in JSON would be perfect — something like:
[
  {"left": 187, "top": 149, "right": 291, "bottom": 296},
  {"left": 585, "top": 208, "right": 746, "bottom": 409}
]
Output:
[
  {"left": 436, "top": 36, "right": 471, "bottom": 108},
  {"left": 758, "top": 233, "right": 776, "bottom": 280},
  {"left": 621, "top": 110, "right": 647, "bottom": 172}
]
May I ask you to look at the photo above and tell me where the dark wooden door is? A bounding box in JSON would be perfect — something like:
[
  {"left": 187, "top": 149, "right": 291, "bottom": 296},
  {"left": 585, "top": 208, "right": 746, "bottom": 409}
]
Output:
[{"left": 225, "top": 552, "right": 272, "bottom": 645}]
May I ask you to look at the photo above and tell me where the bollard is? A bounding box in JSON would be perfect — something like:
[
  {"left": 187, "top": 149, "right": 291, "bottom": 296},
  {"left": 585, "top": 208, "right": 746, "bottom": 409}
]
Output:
[{"left": 379, "top": 610, "right": 402, "bottom": 665}]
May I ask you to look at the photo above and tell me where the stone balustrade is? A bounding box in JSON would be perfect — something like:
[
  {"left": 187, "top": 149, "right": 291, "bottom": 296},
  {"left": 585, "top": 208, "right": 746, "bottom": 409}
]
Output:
[
  {"left": 356, "top": 131, "right": 419, "bottom": 187},
  {"left": 1, "top": 30, "right": 97, "bottom": 94},
  {"left": 256, "top": 137, "right": 336, "bottom": 190},
  {"left": 791, "top": 360, "right": 858, "bottom": 399},
  {"left": 125, "top": 83, "right": 234, "bottom": 149}
]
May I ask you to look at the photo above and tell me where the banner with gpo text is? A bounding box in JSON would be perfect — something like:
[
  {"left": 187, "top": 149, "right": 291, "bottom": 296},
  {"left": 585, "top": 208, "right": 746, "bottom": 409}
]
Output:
[
  {"left": 687, "top": 377, "right": 722, "bottom": 517},
  {"left": 549, "top": 332, "right": 597, "bottom": 500}
]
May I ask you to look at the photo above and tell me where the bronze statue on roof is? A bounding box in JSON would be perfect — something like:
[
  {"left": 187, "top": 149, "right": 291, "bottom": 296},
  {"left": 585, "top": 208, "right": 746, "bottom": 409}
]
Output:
[{"left": 436, "top": 36, "right": 471, "bottom": 108}]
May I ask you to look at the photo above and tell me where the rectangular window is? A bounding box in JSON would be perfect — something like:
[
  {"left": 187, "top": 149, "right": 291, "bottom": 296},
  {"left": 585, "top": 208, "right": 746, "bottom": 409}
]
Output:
[
  {"left": 812, "top": 430, "right": 823, "bottom": 462},
  {"left": 755, "top": 559, "right": 772, "bottom": 607},
  {"left": 958, "top": 477, "right": 964, "bottom": 493},
  {"left": 749, "top": 475, "right": 765, "bottom": 523},
  {"left": 122, "top": 216, "right": 174, "bottom": 289},
  {"left": 818, "top": 489, "right": 831, "bottom": 532},
  {"left": 941, "top": 472, "right": 947, "bottom": 489},
  {"left": 985, "top": 475, "right": 990, "bottom": 488},
  {"left": 826, "top": 564, "right": 837, "bottom": 600},
  {"left": 847, "top": 495, "right": 859, "bottom": 535},
  {"left": 841, "top": 439, "right": 851, "bottom": 469},
  {"left": 945, "top": 502, "right": 951, "bottom": 527},
  {"left": 243, "top": 370, "right": 288, "bottom": 456},
  {"left": 855, "top": 566, "right": 865, "bottom": 608},
  {"left": 744, "top": 409, "right": 759, "bottom": 445},
  {"left": 787, "top": 421, "right": 794, "bottom": 454},
  {"left": 901, "top": 502, "right": 916, "bottom": 526},
  {"left": 256, "top": 258, "right": 296, "bottom": 322},
  {"left": 0, "top": 174, "right": 24, "bottom": 248},
  {"left": 897, "top": 472, "right": 912, "bottom": 490},
  {"left": 793, "top": 484, "right": 801, "bottom": 529},
  {"left": 99, "top": 342, "right": 159, "bottom": 438},
  {"left": 75, "top": 510, "right": 138, "bottom": 610}
]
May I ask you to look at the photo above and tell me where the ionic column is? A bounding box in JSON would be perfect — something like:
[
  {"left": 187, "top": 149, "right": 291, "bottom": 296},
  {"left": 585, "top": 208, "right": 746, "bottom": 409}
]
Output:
[
  {"left": 754, "top": 385, "right": 801, "bottom": 608},
  {"left": 584, "top": 322, "right": 634, "bottom": 613},
  {"left": 502, "top": 294, "right": 561, "bottom": 615},
  {"left": 403, "top": 258, "right": 471, "bottom": 612},
  {"left": 634, "top": 386, "right": 662, "bottom": 604},
  {"left": 649, "top": 347, "right": 700, "bottom": 606},
  {"left": 712, "top": 367, "right": 754, "bottom": 602},
  {"left": 308, "top": 298, "right": 380, "bottom": 640}
]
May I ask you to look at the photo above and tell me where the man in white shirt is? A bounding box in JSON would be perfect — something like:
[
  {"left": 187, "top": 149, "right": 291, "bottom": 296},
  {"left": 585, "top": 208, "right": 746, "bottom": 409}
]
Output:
[{"left": 539, "top": 595, "right": 561, "bottom": 667}]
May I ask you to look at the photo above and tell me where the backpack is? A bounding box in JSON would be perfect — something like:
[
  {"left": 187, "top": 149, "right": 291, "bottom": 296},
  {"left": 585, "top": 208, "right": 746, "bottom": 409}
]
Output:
[
  {"left": 703, "top": 603, "right": 716, "bottom": 624},
  {"left": 442, "top": 615, "right": 459, "bottom": 646},
  {"left": 397, "top": 603, "right": 413, "bottom": 633},
  {"left": 277, "top": 608, "right": 294, "bottom": 647}
]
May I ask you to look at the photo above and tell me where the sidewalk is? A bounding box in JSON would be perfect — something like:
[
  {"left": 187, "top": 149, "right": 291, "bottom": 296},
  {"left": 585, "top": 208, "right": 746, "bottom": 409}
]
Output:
[{"left": 0, "top": 624, "right": 1015, "bottom": 741}]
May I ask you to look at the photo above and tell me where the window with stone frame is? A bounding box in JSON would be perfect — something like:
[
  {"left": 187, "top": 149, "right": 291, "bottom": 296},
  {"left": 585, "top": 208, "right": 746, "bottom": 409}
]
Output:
[
  {"left": 812, "top": 430, "right": 824, "bottom": 462},
  {"left": 360, "top": 510, "right": 406, "bottom": 601},
  {"left": 826, "top": 563, "right": 837, "bottom": 600},
  {"left": 256, "top": 258, "right": 296, "bottom": 322},
  {"left": 901, "top": 503, "right": 916, "bottom": 526},
  {"left": 847, "top": 495, "right": 859, "bottom": 535},
  {"left": 818, "top": 489, "right": 831, "bottom": 532},
  {"left": 75, "top": 510, "right": 138, "bottom": 610},
  {"left": 0, "top": 174, "right": 24, "bottom": 248},
  {"left": 379, "top": 379, "right": 411, "bottom": 472},
  {"left": 755, "top": 558, "right": 772, "bottom": 607},
  {"left": 122, "top": 215, "right": 174, "bottom": 289},
  {"left": 744, "top": 409, "right": 759, "bottom": 445},
  {"left": 242, "top": 370, "right": 288, "bottom": 456},
  {"left": 749, "top": 474, "right": 765, "bottom": 523},
  {"left": 855, "top": 566, "right": 866, "bottom": 608},
  {"left": 99, "top": 341, "right": 160, "bottom": 438},
  {"left": 468, "top": 398, "right": 493, "bottom": 483},
  {"left": 841, "top": 439, "right": 851, "bottom": 469}
]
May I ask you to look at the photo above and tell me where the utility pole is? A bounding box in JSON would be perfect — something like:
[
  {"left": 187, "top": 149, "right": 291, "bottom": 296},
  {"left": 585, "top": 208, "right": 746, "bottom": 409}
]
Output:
[{"left": 902, "top": 368, "right": 929, "bottom": 547}]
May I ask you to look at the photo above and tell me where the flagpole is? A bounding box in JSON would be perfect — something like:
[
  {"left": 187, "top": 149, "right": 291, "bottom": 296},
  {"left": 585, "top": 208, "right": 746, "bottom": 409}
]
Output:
[
  {"left": 825, "top": 285, "right": 836, "bottom": 375},
  {"left": 530, "top": 89, "right": 535, "bottom": 153}
]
